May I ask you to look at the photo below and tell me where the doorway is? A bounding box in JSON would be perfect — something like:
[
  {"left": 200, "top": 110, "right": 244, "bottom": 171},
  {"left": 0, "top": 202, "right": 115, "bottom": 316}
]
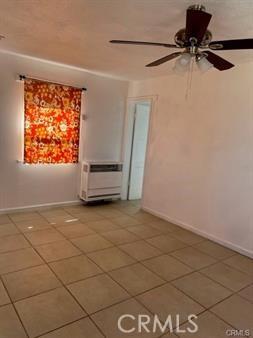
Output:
[{"left": 121, "top": 99, "right": 153, "bottom": 201}]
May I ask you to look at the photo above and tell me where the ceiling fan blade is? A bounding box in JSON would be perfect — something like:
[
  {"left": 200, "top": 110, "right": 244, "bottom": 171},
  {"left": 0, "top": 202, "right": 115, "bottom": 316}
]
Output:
[
  {"left": 146, "top": 52, "right": 182, "bottom": 67},
  {"left": 110, "top": 40, "right": 178, "bottom": 48},
  {"left": 204, "top": 51, "right": 234, "bottom": 71},
  {"left": 185, "top": 9, "right": 212, "bottom": 44},
  {"left": 209, "top": 39, "right": 253, "bottom": 50}
]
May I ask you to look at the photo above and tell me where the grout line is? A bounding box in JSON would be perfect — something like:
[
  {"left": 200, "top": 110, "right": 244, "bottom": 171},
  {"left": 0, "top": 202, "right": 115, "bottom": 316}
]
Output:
[
  {"left": 0, "top": 274, "right": 30, "bottom": 337},
  {"left": 220, "top": 258, "right": 253, "bottom": 277},
  {"left": 58, "top": 221, "right": 222, "bottom": 335},
  {"left": 19, "top": 223, "right": 106, "bottom": 338},
  {"left": 234, "top": 283, "right": 253, "bottom": 304},
  {"left": 33, "top": 315, "right": 93, "bottom": 338}
]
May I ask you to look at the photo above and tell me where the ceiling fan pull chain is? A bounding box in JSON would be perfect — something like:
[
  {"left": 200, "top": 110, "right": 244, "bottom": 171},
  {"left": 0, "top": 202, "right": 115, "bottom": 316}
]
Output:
[{"left": 185, "top": 57, "right": 194, "bottom": 100}]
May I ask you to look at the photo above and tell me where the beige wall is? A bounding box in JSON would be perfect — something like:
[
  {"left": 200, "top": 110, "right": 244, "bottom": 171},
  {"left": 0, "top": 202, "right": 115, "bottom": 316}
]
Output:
[
  {"left": 128, "top": 63, "right": 253, "bottom": 257},
  {"left": 0, "top": 52, "right": 128, "bottom": 211}
]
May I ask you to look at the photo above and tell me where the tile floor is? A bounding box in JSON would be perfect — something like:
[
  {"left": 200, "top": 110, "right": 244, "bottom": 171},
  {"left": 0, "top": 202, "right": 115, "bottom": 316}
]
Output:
[{"left": 0, "top": 200, "right": 252, "bottom": 338}]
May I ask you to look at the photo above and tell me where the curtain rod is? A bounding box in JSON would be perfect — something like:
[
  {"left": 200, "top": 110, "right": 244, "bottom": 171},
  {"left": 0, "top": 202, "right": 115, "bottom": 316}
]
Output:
[{"left": 19, "top": 75, "right": 87, "bottom": 91}]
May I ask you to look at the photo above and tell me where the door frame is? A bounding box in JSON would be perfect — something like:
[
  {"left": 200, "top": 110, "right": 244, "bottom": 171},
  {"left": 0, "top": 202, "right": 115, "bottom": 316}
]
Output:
[{"left": 121, "top": 95, "right": 157, "bottom": 201}]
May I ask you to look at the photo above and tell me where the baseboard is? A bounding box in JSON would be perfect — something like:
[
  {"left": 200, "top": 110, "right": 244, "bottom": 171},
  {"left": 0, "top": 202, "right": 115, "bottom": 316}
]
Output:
[
  {"left": 0, "top": 200, "right": 82, "bottom": 214},
  {"left": 142, "top": 205, "right": 253, "bottom": 259}
]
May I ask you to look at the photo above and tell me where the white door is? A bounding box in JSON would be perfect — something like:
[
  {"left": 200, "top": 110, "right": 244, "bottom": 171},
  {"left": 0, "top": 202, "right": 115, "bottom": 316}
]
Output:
[{"left": 128, "top": 103, "right": 150, "bottom": 200}]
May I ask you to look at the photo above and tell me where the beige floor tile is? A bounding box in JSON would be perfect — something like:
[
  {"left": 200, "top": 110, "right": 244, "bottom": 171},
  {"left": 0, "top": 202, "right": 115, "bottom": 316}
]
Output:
[
  {"left": 112, "top": 215, "right": 142, "bottom": 227},
  {"left": 171, "top": 247, "right": 217, "bottom": 269},
  {"left": 71, "top": 234, "right": 113, "bottom": 253},
  {"left": 147, "top": 219, "right": 180, "bottom": 233},
  {"left": 194, "top": 240, "right": 236, "bottom": 260},
  {"left": 92, "top": 298, "right": 161, "bottom": 338},
  {"left": 171, "top": 229, "right": 204, "bottom": 245},
  {"left": 172, "top": 272, "right": 232, "bottom": 307},
  {"left": 57, "top": 223, "right": 95, "bottom": 239},
  {"left": 101, "top": 229, "right": 139, "bottom": 245},
  {"left": 15, "top": 218, "right": 52, "bottom": 233},
  {"left": 146, "top": 235, "right": 186, "bottom": 253},
  {"left": 0, "top": 234, "right": 30, "bottom": 253},
  {"left": 211, "top": 295, "right": 253, "bottom": 333},
  {"left": 40, "top": 209, "right": 71, "bottom": 218},
  {"left": 2, "top": 265, "right": 61, "bottom": 301},
  {"left": 0, "top": 248, "right": 43, "bottom": 274},
  {"left": 143, "top": 254, "right": 192, "bottom": 281},
  {"left": 67, "top": 211, "right": 97, "bottom": 219},
  {"left": 177, "top": 311, "right": 233, "bottom": 338},
  {"left": 38, "top": 318, "right": 104, "bottom": 338},
  {"left": 137, "top": 283, "right": 204, "bottom": 326},
  {"left": 63, "top": 211, "right": 90, "bottom": 219},
  {"left": 86, "top": 219, "right": 120, "bottom": 233},
  {"left": 88, "top": 247, "right": 135, "bottom": 271},
  {"left": 223, "top": 254, "right": 253, "bottom": 276},
  {"left": 15, "top": 287, "right": 85, "bottom": 338},
  {"left": 0, "top": 223, "right": 19, "bottom": 237},
  {"left": 36, "top": 240, "right": 81, "bottom": 262},
  {"left": 127, "top": 224, "right": 162, "bottom": 239},
  {"left": 239, "top": 285, "right": 253, "bottom": 303},
  {"left": 0, "top": 279, "right": 10, "bottom": 305},
  {"left": 68, "top": 274, "right": 129, "bottom": 314},
  {"left": 201, "top": 262, "right": 253, "bottom": 292},
  {"left": 133, "top": 211, "right": 158, "bottom": 223},
  {"left": 24, "top": 228, "right": 65, "bottom": 246},
  {"left": 77, "top": 212, "right": 104, "bottom": 222},
  {"left": 120, "top": 206, "right": 140, "bottom": 215},
  {"left": 158, "top": 333, "right": 177, "bottom": 338},
  {"left": 0, "top": 304, "right": 27, "bottom": 338},
  {"left": 95, "top": 208, "right": 125, "bottom": 218},
  {"left": 0, "top": 214, "right": 11, "bottom": 225},
  {"left": 119, "top": 240, "right": 162, "bottom": 261},
  {"left": 51, "top": 218, "right": 84, "bottom": 228},
  {"left": 50, "top": 255, "right": 102, "bottom": 284},
  {"left": 9, "top": 211, "right": 41, "bottom": 222},
  {"left": 109, "top": 263, "right": 165, "bottom": 295},
  {"left": 46, "top": 215, "right": 79, "bottom": 224}
]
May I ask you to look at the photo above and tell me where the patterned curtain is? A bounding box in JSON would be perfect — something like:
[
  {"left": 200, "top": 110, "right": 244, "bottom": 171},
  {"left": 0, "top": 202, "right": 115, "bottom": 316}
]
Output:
[{"left": 24, "top": 79, "right": 82, "bottom": 164}]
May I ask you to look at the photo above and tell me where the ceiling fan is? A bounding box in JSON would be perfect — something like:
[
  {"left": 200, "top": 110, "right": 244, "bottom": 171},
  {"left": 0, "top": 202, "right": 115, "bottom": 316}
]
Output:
[{"left": 110, "top": 4, "right": 253, "bottom": 71}]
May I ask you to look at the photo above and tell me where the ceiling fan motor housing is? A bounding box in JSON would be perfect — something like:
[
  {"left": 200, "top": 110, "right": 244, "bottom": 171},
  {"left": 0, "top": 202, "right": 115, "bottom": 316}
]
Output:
[
  {"left": 175, "top": 4, "right": 212, "bottom": 49},
  {"left": 174, "top": 28, "right": 212, "bottom": 48}
]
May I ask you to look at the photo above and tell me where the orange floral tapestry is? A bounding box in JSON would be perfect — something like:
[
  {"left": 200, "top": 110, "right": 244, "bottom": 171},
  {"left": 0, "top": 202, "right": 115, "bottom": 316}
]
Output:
[{"left": 24, "top": 79, "right": 82, "bottom": 164}]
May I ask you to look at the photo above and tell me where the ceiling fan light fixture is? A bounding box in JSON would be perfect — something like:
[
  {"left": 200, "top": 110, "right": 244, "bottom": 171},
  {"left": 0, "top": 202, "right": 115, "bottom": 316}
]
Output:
[
  {"left": 196, "top": 54, "right": 213, "bottom": 72},
  {"left": 174, "top": 54, "right": 191, "bottom": 74},
  {"left": 178, "top": 53, "right": 191, "bottom": 66}
]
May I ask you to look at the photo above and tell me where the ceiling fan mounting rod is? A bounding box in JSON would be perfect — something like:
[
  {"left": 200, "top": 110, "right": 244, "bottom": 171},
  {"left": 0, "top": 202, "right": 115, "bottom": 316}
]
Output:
[
  {"left": 188, "top": 4, "right": 206, "bottom": 12},
  {"left": 189, "top": 37, "right": 198, "bottom": 54}
]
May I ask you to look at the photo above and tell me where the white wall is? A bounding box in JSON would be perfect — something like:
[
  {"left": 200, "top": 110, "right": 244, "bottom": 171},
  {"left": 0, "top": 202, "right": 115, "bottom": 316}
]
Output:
[
  {"left": 128, "top": 63, "right": 253, "bottom": 257},
  {"left": 0, "top": 51, "right": 128, "bottom": 210}
]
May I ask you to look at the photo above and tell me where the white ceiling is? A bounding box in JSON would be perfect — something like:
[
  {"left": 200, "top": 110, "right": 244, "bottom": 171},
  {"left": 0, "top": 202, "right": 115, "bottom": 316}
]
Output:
[{"left": 0, "top": 0, "right": 252, "bottom": 80}]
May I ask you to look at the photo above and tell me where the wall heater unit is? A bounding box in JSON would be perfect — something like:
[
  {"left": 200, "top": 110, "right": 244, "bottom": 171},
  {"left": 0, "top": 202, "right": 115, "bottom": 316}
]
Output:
[{"left": 80, "top": 161, "right": 123, "bottom": 202}]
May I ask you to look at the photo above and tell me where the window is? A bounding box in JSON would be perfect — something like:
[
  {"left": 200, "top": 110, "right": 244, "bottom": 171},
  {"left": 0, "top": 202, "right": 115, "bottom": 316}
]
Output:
[{"left": 24, "top": 79, "right": 82, "bottom": 164}]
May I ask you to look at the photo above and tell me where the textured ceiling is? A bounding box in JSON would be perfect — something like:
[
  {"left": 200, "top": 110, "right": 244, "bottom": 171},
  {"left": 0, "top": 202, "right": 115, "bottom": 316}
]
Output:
[{"left": 0, "top": 0, "right": 252, "bottom": 80}]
